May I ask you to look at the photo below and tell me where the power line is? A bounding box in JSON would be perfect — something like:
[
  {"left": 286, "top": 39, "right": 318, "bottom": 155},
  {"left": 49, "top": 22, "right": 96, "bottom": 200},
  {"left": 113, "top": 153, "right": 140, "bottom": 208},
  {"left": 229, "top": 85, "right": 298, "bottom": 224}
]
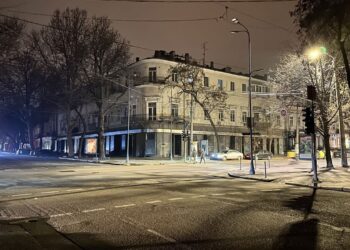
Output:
[
  {"left": 5, "top": 9, "right": 222, "bottom": 23},
  {"left": 102, "top": 0, "right": 296, "bottom": 3}
]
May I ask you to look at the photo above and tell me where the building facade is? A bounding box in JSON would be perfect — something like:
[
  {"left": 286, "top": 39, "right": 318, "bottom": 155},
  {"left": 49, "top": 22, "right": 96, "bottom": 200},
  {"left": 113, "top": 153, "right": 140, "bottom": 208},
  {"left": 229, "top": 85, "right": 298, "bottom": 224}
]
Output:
[{"left": 38, "top": 51, "right": 306, "bottom": 158}]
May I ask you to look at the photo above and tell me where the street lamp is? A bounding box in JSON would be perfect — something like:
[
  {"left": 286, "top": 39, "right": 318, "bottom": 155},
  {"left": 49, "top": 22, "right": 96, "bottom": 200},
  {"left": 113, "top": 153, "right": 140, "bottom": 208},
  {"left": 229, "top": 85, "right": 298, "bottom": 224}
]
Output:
[{"left": 231, "top": 17, "right": 255, "bottom": 175}]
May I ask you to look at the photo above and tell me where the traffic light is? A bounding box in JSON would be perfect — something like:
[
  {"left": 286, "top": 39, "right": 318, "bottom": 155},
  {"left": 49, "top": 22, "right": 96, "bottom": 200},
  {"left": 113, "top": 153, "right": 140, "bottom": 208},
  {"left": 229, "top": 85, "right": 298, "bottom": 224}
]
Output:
[{"left": 302, "top": 107, "right": 315, "bottom": 135}]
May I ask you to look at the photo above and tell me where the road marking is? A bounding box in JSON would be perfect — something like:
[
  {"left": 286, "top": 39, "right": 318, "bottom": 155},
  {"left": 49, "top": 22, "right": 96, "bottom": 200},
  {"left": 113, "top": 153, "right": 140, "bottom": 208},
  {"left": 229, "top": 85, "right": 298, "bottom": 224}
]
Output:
[
  {"left": 168, "top": 197, "right": 184, "bottom": 201},
  {"left": 146, "top": 200, "right": 162, "bottom": 204},
  {"left": 82, "top": 208, "right": 105, "bottom": 213},
  {"left": 114, "top": 204, "right": 136, "bottom": 208},
  {"left": 50, "top": 212, "right": 73, "bottom": 218},
  {"left": 66, "top": 188, "right": 84, "bottom": 192},
  {"left": 191, "top": 195, "right": 206, "bottom": 198},
  {"left": 210, "top": 193, "right": 225, "bottom": 196},
  {"left": 147, "top": 229, "right": 177, "bottom": 243},
  {"left": 11, "top": 193, "right": 32, "bottom": 197},
  {"left": 41, "top": 191, "right": 59, "bottom": 194}
]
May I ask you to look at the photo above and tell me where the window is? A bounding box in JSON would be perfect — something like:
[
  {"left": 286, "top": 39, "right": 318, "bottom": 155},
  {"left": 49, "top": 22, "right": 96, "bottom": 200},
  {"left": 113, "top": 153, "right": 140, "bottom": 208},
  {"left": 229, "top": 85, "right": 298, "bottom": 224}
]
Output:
[
  {"left": 276, "top": 115, "right": 281, "bottom": 126},
  {"left": 171, "top": 72, "right": 178, "bottom": 82},
  {"left": 204, "top": 109, "right": 209, "bottom": 120},
  {"left": 230, "top": 82, "right": 235, "bottom": 91},
  {"left": 148, "top": 102, "right": 157, "bottom": 120},
  {"left": 132, "top": 104, "right": 136, "bottom": 116},
  {"left": 254, "top": 113, "right": 260, "bottom": 122},
  {"left": 149, "top": 67, "right": 157, "bottom": 82},
  {"left": 242, "top": 112, "right": 247, "bottom": 123},
  {"left": 251, "top": 85, "right": 256, "bottom": 92},
  {"left": 230, "top": 110, "right": 235, "bottom": 122},
  {"left": 289, "top": 116, "right": 294, "bottom": 127},
  {"left": 256, "top": 85, "right": 262, "bottom": 92},
  {"left": 204, "top": 77, "right": 209, "bottom": 87},
  {"left": 171, "top": 103, "right": 178, "bottom": 118},
  {"left": 219, "top": 110, "right": 224, "bottom": 121},
  {"left": 217, "top": 79, "right": 223, "bottom": 90},
  {"left": 242, "top": 84, "right": 247, "bottom": 92}
]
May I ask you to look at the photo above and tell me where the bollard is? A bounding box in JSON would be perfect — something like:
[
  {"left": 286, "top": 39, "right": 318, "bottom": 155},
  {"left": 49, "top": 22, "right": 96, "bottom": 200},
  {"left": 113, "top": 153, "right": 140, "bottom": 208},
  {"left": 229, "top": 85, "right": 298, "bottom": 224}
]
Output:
[
  {"left": 254, "top": 157, "right": 257, "bottom": 169},
  {"left": 264, "top": 161, "right": 267, "bottom": 178},
  {"left": 268, "top": 158, "right": 271, "bottom": 168},
  {"left": 239, "top": 157, "right": 242, "bottom": 170}
]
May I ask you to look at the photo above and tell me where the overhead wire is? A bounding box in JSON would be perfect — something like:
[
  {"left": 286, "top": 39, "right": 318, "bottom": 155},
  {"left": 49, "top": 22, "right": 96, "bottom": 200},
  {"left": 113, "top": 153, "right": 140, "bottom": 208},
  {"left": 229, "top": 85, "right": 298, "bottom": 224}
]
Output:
[{"left": 102, "top": 0, "right": 296, "bottom": 3}]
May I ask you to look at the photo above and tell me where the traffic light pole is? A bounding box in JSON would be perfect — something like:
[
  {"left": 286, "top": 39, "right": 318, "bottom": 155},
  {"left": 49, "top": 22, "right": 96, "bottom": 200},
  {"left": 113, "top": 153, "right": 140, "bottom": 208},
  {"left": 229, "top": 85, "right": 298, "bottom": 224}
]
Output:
[{"left": 311, "top": 102, "right": 318, "bottom": 183}]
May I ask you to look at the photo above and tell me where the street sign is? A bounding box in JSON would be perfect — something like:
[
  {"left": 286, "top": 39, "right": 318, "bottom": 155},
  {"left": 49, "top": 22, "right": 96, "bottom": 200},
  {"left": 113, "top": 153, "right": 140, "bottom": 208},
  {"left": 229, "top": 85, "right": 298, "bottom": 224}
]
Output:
[{"left": 281, "top": 109, "right": 287, "bottom": 117}]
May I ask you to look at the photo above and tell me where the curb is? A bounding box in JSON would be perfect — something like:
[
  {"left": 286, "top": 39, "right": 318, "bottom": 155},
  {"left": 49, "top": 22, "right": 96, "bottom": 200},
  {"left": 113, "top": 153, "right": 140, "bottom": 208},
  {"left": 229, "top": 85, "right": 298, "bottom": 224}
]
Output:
[
  {"left": 285, "top": 182, "right": 350, "bottom": 193},
  {"left": 227, "top": 173, "right": 275, "bottom": 182}
]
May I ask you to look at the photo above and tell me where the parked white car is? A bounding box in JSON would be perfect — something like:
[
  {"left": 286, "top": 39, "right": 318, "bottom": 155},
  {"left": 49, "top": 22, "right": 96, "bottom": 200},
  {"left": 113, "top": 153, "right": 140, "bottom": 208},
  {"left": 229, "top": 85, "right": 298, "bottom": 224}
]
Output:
[{"left": 210, "top": 149, "right": 244, "bottom": 161}]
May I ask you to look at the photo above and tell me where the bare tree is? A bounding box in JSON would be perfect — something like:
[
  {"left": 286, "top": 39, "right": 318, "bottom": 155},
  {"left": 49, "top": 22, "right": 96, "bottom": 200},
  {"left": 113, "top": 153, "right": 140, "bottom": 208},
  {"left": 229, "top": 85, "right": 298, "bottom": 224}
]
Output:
[
  {"left": 33, "top": 8, "right": 90, "bottom": 157},
  {"left": 166, "top": 63, "right": 228, "bottom": 152},
  {"left": 83, "top": 16, "right": 130, "bottom": 160},
  {"left": 270, "top": 52, "right": 339, "bottom": 168},
  {"left": 291, "top": 0, "right": 350, "bottom": 91}
]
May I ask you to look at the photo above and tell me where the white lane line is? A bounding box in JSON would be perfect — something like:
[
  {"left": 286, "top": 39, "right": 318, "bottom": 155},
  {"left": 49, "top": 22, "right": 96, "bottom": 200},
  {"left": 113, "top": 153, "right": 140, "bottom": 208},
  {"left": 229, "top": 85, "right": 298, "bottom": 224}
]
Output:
[
  {"left": 41, "top": 191, "right": 59, "bottom": 194},
  {"left": 210, "top": 193, "right": 225, "bottom": 196},
  {"left": 114, "top": 204, "right": 136, "bottom": 208},
  {"left": 82, "top": 208, "right": 105, "bottom": 213},
  {"left": 50, "top": 213, "right": 73, "bottom": 218},
  {"left": 191, "top": 195, "right": 206, "bottom": 198},
  {"left": 11, "top": 193, "right": 32, "bottom": 197},
  {"left": 66, "top": 188, "right": 84, "bottom": 192},
  {"left": 147, "top": 229, "right": 177, "bottom": 243},
  {"left": 168, "top": 197, "right": 184, "bottom": 201},
  {"left": 146, "top": 200, "right": 162, "bottom": 204}
]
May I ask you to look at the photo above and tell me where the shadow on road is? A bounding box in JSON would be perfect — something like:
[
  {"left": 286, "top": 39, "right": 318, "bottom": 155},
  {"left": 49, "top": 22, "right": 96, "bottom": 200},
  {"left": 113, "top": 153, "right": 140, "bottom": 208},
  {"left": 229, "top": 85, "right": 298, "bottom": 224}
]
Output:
[{"left": 273, "top": 186, "right": 318, "bottom": 250}]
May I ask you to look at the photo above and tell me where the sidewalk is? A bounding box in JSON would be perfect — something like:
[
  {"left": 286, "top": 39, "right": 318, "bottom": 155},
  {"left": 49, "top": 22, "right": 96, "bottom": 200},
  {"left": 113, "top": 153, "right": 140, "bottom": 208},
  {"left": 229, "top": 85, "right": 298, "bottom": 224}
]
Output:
[{"left": 228, "top": 159, "right": 350, "bottom": 192}]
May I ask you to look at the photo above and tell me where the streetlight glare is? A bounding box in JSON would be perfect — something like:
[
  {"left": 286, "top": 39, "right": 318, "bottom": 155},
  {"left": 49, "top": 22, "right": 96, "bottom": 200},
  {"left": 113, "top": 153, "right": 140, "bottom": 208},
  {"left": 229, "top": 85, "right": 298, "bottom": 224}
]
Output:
[
  {"left": 306, "top": 46, "right": 328, "bottom": 61},
  {"left": 231, "top": 18, "right": 239, "bottom": 23}
]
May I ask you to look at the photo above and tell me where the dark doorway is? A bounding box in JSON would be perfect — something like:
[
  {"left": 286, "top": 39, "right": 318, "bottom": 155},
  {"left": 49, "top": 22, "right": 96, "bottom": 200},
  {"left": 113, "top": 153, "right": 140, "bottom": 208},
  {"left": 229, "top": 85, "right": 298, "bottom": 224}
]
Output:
[{"left": 174, "top": 134, "right": 182, "bottom": 156}]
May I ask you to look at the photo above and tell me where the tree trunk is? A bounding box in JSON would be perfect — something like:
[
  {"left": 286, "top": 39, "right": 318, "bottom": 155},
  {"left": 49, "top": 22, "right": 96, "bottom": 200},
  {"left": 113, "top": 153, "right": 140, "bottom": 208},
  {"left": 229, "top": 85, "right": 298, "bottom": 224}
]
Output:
[
  {"left": 75, "top": 109, "right": 87, "bottom": 159},
  {"left": 323, "top": 131, "right": 334, "bottom": 169},
  {"left": 208, "top": 117, "right": 220, "bottom": 152},
  {"left": 339, "top": 40, "right": 350, "bottom": 91},
  {"left": 97, "top": 106, "right": 105, "bottom": 160},
  {"left": 26, "top": 121, "right": 34, "bottom": 150},
  {"left": 66, "top": 110, "right": 74, "bottom": 157}
]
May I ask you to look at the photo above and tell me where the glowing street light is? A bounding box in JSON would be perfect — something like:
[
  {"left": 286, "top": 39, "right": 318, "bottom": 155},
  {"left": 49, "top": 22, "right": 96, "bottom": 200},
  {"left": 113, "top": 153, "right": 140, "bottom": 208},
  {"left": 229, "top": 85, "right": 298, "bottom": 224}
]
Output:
[{"left": 230, "top": 17, "right": 255, "bottom": 175}]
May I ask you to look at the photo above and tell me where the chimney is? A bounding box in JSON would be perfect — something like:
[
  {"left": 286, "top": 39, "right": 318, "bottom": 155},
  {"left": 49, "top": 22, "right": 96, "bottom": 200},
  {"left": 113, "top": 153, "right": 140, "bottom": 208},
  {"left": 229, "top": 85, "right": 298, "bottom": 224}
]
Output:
[
  {"left": 210, "top": 61, "right": 214, "bottom": 69},
  {"left": 224, "top": 67, "right": 231, "bottom": 72},
  {"left": 154, "top": 50, "right": 161, "bottom": 58},
  {"left": 169, "top": 51, "right": 175, "bottom": 60},
  {"left": 185, "top": 53, "right": 190, "bottom": 63},
  {"left": 136, "top": 57, "right": 139, "bottom": 62}
]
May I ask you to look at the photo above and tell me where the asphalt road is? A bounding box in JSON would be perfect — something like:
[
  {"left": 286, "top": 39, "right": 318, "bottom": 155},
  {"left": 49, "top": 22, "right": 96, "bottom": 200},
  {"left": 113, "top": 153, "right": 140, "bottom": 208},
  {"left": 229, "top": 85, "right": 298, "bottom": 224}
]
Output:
[{"left": 1, "top": 153, "right": 350, "bottom": 250}]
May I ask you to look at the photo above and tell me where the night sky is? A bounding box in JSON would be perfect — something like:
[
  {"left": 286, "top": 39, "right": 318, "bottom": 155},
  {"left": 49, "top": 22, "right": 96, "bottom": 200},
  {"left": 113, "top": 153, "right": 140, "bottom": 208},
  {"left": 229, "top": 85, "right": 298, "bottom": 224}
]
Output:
[{"left": 1, "top": 0, "right": 298, "bottom": 74}]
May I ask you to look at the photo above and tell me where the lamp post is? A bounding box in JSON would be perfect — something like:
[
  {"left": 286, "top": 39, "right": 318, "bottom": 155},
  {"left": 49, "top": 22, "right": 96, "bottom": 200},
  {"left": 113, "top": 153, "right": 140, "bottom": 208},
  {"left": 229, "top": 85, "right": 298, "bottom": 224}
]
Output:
[
  {"left": 126, "top": 78, "right": 131, "bottom": 165},
  {"left": 231, "top": 17, "right": 255, "bottom": 175},
  {"left": 170, "top": 82, "right": 173, "bottom": 160}
]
